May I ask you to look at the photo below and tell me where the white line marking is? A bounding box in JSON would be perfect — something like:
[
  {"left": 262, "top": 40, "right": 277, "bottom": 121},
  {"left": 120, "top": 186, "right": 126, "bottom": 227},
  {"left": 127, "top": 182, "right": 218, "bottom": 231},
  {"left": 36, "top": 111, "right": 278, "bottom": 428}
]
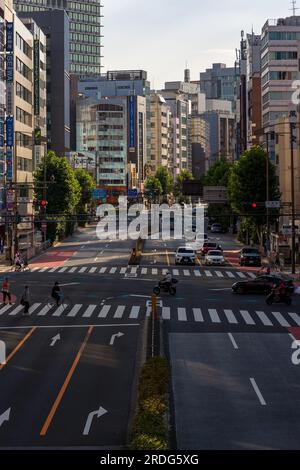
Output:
[
  {"left": 248, "top": 272, "right": 256, "bottom": 279},
  {"left": 178, "top": 308, "right": 187, "bottom": 322},
  {"left": 58, "top": 267, "right": 67, "bottom": 273},
  {"left": 114, "top": 306, "right": 126, "bottom": 319},
  {"left": 0, "top": 304, "right": 13, "bottom": 315},
  {"left": 240, "top": 310, "right": 255, "bottom": 325},
  {"left": 129, "top": 306, "right": 140, "bottom": 319},
  {"left": 226, "top": 271, "right": 235, "bottom": 278},
  {"left": 237, "top": 272, "right": 247, "bottom": 279},
  {"left": 194, "top": 270, "right": 201, "bottom": 277},
  {"left": 162, "top": 307, "right": 170, "bottom": 320},
  {"left": 52, "top": 305, "right": 67, "bottom": 317},
  {"left": 89, "top": 267, "right": 97, "bottom": 273},
  {"left": 9, "top": 305, "right": 24, "bottom": 316},
  {"left": 82, "top": 305, "right": 97, "bottom": 318},
  {"left": 98, "top": 305, "right": 111, "bottom": 318},
  {"left": 37, "top": 305, "right": 53, "bottom": 316},
  {"left": 193, "top": 308, "right": 203, "bottom": 322},
  {"left": 49, "top": 267, "right": 59, "bottom": 273},
  {"left": 67, "top": 304, "right": 82, "bottom": 317},
  {"left": 146, "top": 307, "right": 151, "bottom": 317},
  {"left": 255, "top": 311, "right": 273, "bottom": 326},
  {"left": 250, "top": 378, "right": 267, "bottom": 406},
  {"left": 141, "top": 268, "right": 147, "bottom": 275},
  {"left": 38, "top": 267, "right": 48, "bottom": 272},
  {"left": 28, "top": 303, "right": 42, "bottom": 315},
  {"left": 228, "top": 333, "right": 239, "bottom": 349},
  {"left": 100, "top": 267, "right": 107, "bottom": 274},
  {"left": 224, "top": 309, "right": 238, "bottom": 324},
  {"left": 288, "top": 312, "right": 300, "bottom": 326},
  {"left": 120, "top": 267, "right": 127, "bottom": 274},
  {"left": 208, "top": 309, "right": 221, "bottom": 323},
  {"left": 205, "top": 270, "right": 213, "bottom": 277},
  {"left": 109, "top": 267, "right": 117, "bottom": 274},
  {"left": 271, "top": 311, "right": 291, "bottom": 327},
  {"left": 69, "top": 267, "right": 77, "bottom": 273},
  {"left": 215, "top": 271, "right": 224, "bottom": 278},
  {"left": 172, "top": 269, "right": 179, "bottom": 276},
  {"left": 152, "top": 269, "right": 158, "bottom": 275},
  {"left": 131, "top": 267, "right": 138, "bottom": 274},
  {"left": 183, "top": 270, "right": 190, "bottom": 277},
  {"left": 79, "top": 267, "right": 87, "bottom": 273}
]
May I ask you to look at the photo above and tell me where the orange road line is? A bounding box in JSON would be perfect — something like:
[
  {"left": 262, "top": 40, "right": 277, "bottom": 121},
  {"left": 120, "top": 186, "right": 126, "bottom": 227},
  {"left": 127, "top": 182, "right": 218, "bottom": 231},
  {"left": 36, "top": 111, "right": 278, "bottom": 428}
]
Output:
[
  {"left": 0, "top": 327, "right": 36, "bottom": 371},
  {"left": 40, "top": 325, "right": 94, "bottom": 436}
]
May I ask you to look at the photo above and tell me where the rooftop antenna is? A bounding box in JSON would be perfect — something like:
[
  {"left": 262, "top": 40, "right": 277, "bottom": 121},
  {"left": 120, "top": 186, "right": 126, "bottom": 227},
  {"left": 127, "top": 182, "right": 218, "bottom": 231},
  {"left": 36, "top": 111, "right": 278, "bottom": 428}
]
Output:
[{"left": 291, "top": 0, "right": 298, "bottom": 15}]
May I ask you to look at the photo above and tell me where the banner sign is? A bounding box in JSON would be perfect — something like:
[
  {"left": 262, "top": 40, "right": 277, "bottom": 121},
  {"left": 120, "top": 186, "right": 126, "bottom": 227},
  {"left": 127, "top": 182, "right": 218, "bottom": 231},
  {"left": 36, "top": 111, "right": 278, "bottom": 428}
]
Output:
[
  {"left": 6, "top": 22, "right": 13, "bottom": 52},
  {"left": 128, "top": 96, "right": 136, "bottom": 151},
  {"left": 6, "top": 53, "right": 13, "bottom": 82},
  {"left": 34, "top": 39, "right": 40, "bottom": 115},
  {"left": 0, "top": 118, "right": 4, "bottom": 147},
  {"left": 6, "top": 147, "right": 13, "bottom": 181},
  {"left": 6, "top": 116, "right": 14, "bottom": 147}
]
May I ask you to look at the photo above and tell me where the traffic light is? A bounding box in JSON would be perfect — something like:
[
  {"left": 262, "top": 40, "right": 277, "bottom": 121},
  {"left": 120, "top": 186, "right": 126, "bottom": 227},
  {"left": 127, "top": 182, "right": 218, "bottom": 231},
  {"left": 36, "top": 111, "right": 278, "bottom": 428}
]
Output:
[
  {"left": 40, "top": 200, "right": 47, "bottom": 207},
  {"left": 34, "top": 127, "right": 41, "bottom": 146},
  {"left": 251, "top": 203, "right": 257, "bottom": 209}
]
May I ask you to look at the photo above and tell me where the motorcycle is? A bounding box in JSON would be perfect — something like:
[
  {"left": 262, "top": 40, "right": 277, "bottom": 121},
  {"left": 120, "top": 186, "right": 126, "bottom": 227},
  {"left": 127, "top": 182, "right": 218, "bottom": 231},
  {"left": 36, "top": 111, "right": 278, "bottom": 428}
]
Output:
[
  {"left": 266, "top": 290, "right": 292, "bottom": 306},
  {"left": 153, "top": 279, "right": 178, "bottom": 296}
]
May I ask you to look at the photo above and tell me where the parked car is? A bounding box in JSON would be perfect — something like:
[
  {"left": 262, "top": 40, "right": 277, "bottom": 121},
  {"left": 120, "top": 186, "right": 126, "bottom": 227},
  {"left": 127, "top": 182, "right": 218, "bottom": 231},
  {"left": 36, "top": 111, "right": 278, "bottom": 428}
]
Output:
[
  {"left": 232, "top": 275, "right": 295, "bottom": 295},
  {"left": 201, "top": 241, "right": 223, "bottom": 256},
  {"left": 175, "top": 246, "right": 196, "bottom": 265},
  {"left": 240, "top": 248, "right": 261, "bottom": 266},
  {"left": 210, "top": 223, "right": 223, "bottom": 234},
  {"left": 204, "top": 250, "right": 226, "bottom": 266}
]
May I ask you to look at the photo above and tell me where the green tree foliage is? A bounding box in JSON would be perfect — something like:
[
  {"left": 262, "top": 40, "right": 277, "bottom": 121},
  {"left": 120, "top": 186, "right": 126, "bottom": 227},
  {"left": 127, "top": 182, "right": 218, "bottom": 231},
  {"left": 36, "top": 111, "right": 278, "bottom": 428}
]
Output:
[
  {"left": 144, "top": 176, "right": 163, "bottom": 202},
  {"left": 202, "top": 158, "right": 231, "bottom": 187},
  {"left": 74, "top": 168, "right": 95, "bottom": 227},
  {"left": 34, "top": 151, "right": 81, "bottom": 241},
  {"left": 154, "top": 167, "right": 172, "bottom": 195},
  {"left": 173, "top": 169, "right": 194, "bottom": 200}
]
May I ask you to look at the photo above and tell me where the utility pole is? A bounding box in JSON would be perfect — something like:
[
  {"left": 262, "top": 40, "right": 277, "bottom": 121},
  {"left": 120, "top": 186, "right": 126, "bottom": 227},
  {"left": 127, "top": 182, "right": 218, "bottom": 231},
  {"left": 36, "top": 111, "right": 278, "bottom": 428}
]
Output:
[
  {"left": 290, "top": 119, "right": 296, "bottom": 275},
  {"left": 266, "top": 132, "right": 270, "bottom": 239}
]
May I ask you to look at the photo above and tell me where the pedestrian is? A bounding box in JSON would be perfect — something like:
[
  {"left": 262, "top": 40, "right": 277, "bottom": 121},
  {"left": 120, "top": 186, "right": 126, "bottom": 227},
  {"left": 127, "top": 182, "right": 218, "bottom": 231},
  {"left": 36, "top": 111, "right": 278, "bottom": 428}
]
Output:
[
  {"left": 20, "top": 286, "right": 30, "bottom": 315},
  {"left": 0, "top": 237, "right": 4, "bottom": 255},
  {"left": 1, "top": 277, "right": 12, "bottom": 305}
]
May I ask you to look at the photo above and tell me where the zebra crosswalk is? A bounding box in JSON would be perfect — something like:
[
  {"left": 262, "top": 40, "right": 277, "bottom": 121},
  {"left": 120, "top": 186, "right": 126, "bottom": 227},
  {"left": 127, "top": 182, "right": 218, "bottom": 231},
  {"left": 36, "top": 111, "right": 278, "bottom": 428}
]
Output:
[
  {"left": 28, "top": 265, "right": 257, "bottom": 280},
  {"left": 0, "top": 301, "right": 299, "bottom": 328}
]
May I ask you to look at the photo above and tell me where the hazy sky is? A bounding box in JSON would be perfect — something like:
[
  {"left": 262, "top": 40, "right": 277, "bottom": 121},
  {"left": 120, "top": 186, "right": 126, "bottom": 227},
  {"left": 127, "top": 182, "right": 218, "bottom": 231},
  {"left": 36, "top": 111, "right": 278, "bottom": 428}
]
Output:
[{"left": 103, "top": 0, "right": 292, "bottom": 88}]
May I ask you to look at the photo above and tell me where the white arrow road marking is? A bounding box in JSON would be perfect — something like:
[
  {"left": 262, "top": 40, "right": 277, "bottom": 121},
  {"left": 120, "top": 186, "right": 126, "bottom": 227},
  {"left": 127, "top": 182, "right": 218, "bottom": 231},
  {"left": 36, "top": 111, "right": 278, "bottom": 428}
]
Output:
[
  {"left": 50, "top": 334, "right": 61, "bottom": 347},
  {"left": 0, "top": 408, "right": 11, "bottom": 427},
  {"left": 109, "top": 332, "right": 124, "bottom": 346},
  {"left": 83, "top": 406, "right": 107, "bottom": 436}
]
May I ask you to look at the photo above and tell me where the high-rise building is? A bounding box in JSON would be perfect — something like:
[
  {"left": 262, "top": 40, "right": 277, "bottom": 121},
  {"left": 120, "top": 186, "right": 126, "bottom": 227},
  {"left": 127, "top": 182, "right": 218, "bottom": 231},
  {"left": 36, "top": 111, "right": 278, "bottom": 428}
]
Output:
[
  {"left": 200, "top": 63, "right": 240, "bottom": 104},
  {"left": 150, "top": 93, "right": 172, "bottom": 174},
  {"left": 13, "top": 0, "right": 103, "bottom": 75},
  {"left": 19, "top": 10, "right": 71, "bottom": 155}
]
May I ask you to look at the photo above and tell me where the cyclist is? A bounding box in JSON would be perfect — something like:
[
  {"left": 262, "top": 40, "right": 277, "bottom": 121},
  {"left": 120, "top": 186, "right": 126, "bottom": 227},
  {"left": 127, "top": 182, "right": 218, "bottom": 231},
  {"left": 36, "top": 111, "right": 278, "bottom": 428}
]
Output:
[
  {"left": 14, "top": 252, "right": 22, "bottom": 271},
  {"left": 51, "top": 281, "right": 62, "bottom": 306}
]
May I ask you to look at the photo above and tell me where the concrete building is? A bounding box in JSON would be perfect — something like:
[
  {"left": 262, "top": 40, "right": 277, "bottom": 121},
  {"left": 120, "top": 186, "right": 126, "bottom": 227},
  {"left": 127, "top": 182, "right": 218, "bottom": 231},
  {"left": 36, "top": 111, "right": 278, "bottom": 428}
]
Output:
[
  {"left": 246, "top": 33, "right": 262, "bottom": 147},
  {"left": 150, "top": 93, "right": 172, "bottom": 174},
  {"left": 164, "top": 69, "right": 206, "bottom": 115},
  {"left": 13, "top": 0, "right": 103, "bottom": 75},
  {"left": 76, "top": 70, "right": 150, "bottom": 185},
  {"left": 200, "top": 63, "right": 240, "bottom": 104},
  {"left": 191, "top": 115, "right": 210, "bottom": 178},
  {"left": 0, "top": 0, "right": 46, "bottom": 257},
  {"left": 19, "top": 10, "right": 70, "bottom": 156},
  {"left": 261, "top": 15, "right": 300, "bottom": 161}
]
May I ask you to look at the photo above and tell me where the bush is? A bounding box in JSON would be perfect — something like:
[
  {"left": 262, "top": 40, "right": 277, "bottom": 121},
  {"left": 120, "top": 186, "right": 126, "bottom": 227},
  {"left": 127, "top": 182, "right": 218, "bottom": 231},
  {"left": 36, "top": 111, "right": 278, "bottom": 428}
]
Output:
[{"left": 129, "top": 357, "right": 169, "bottom": 450}]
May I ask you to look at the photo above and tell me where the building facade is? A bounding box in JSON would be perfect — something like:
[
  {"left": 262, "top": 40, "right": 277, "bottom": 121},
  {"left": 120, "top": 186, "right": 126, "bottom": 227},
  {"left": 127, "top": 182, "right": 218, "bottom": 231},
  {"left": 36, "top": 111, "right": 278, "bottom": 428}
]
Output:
[
  {"left": 150, "top": 93, "right": 172, "bottom": 174},
  {"left": 13, "top": 0, "right": 103, "bottom": 75},
  {"left": 200, "top": 63, "right": 240, "bottom": 104},
  {"left": 19, "top": 10, "right": 71, "bottom": 156}
]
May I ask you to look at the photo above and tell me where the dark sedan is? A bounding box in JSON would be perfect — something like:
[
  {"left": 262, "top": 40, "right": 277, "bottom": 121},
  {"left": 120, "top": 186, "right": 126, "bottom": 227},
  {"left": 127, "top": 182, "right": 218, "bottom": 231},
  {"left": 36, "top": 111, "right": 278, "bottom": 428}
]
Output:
[{"left": 232, "top": 275, "right": 295, "bottom": 295}]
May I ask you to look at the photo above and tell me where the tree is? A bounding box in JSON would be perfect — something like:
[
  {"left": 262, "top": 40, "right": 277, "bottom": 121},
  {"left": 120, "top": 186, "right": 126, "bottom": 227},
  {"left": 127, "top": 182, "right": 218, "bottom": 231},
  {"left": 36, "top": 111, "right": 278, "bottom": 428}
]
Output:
[
  {"left": 228, "top": 146, "right": 279, "bottom": 243},
  {"left": 154, "top": 167, "right": 172, "bottom": 195},
  {"left": 173, "top": 169, "right": 194, "bottom": 203},
  {"left": 202, "top": 158, "right": 231, "bottom": 187},
  {"left": 74, "top": 168, "right": 95, "bottom": 226},
  {"left": 34, "top": 151, "right": 81, "bottom": 241},
  {"left": 144, "top": 176, "right": 163, "bottom": 202}
]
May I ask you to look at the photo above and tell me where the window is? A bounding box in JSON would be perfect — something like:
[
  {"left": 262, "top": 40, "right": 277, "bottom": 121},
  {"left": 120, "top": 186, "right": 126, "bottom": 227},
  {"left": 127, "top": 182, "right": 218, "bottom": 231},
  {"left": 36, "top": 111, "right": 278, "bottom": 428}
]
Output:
[
  {"left": 16, "top": 107, "right": 32, "bottom": 126},
  {"left": 16, "top": 57, "right": 31, "bottom": 81},
  {"left": 17, "top": 157, "right": 32, "bottom": 172},
  {"left": 16, "top": 33, "right": 31, "bottom": 58},
  {"left": 16, "top": 82, "right": 32, "bottom": 104}
]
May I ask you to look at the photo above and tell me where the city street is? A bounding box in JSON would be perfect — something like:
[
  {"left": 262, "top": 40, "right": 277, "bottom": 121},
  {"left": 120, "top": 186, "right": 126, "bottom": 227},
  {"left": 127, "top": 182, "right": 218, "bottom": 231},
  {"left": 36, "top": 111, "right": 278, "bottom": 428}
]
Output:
[{"left": 0, "top": 227, "right": 300, "bottom": 449}]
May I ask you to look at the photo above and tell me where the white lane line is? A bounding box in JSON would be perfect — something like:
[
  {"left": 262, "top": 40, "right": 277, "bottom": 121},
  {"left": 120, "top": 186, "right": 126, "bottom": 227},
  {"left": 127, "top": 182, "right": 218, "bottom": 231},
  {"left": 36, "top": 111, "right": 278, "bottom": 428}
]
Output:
[
  {"left": 208, "top": 309, "right": 221, "bottom": 323},
  {"left": 237, "top": 272, "right": 247, "bottom": 279},
  {"left": 9, "top": 305, "right": 24, "bottom": 316},
  {"left": 98, "top": 305, "right": 111, "bottom": 318},
  {"left": 255, "top": 311, "right": 273, "bottom": 326},
  {"left": 250, "top": 378, "right": 267, "bottom": 406},
  {"left": 114, "top": 305, "right": 126, "bottom": 319},
  {"left": 193, "top": 308, "right": 204, "bottom": 322},
  {"left": 146, "top": 307, "right": 151, "bottom": 317},
  {"left": 28, "top": 303, "right": 42, "bottom": 315},
  {"left": 58, "top": 267, "right": 67, "bottom": 273},
  {"left": 271, "top": 311, "right": 291, "bottom": 327},
  {"left": 79, "top": 267, "right": 87, "bottom": 273},
  {"left": 129, "top": 306, "right": 140, "bottom": 319},
  {"left": 89, "top": 267, "right": 97, "bottom": 273},
  {"left": 131, "top": 267, "right": 138, "bottom": 274},
  {"left": 141, "top": 268, "right": 148, "bottom": 275},
  {"left": 37, "top": 304, "right": 53, "bottom": 316},
  {"left": 172, "top": 269, "right": 179, "bottom": 276},
  {"left": 248, "top": 272, "right": 256, "bottom": 279},
  {"left": 224, "top": 309, "right": 238, "bottom": 324},
  {"left": 67, "top": 304, "right": 82, "bottom": 317},
  {"left": 110, "top": 267, "right": 117, "bottom": 274},
  {"left": 240, "top": 310, "right": 256, "bottom": 325},
  {"left": 162, "top": 307, "right": 170, "bottom": 320},
  {"left": 205, "top": 270, "right": 213, "bottom": 277},
  {"left": 183, "top": 270, "right": 190, "bottom": 277},
  {"left": 228, "top": 333, "right": 239, "bottom": 350},
  {"left": 69, "top": 267, "right": 77, "bottom": 273},
  {"left": 226, "top": 271, "right": 235, "bottom": 278},
  {"left": 162, "top": 269, "right": 168, "bottom": 275},
  {"left": 178, "top": 308, "right": 187, "bottom": 322},
  {"left": 120, "top": 267, "right": 127, "bottom": 274},
  {"left": 216, "top": 271, "right": 224, "bottom": 278},
  {"left": 100, "top": 267, "right": 107, "bottom": 274},
  {"left": 152, "top": 268, "right": 158, "bottom": 275},
  {"left": 82, "top": 305, "right": 97, "bottom": 318},
  {"left": 194, "top": 270, "right": 201, "bottom": 277},
  {"left": 52, "top": 305, "right": 67, "bottom": 317},
  {"left": 0, "top": 304, "right": 13, "bottom": 315},
  {"left": 49, "top": 267, "right": 59, "bottom": 273},
  {"left": 288, "top": 312, "right": 300, "bottom": 326}
]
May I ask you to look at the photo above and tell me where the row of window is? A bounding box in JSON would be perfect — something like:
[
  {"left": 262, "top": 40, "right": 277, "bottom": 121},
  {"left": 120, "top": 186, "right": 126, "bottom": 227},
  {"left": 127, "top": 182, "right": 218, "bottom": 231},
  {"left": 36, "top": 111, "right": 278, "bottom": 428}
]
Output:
[
  {"left": 99, "top": 157, "right": 124, "bottom": 163},
  {"left": 98, "top": 135, "right": 124, "bottom": 141},
  {"left": 70, "top": 22, "right": 100, "bottom": 34},
  {"left": 16, "top": 33, "right": 31, "bottom": 58},
  {"left": 17, "top": 156, "right": 32, "bottom": 172},
  {"left": 100, "top": 168, "right": 124, "bottom": 174},
  {"left": 16, "top": 57, "right": 31, "bottom": 81},
  {"left": 98, "top": 112, "right": 124, "bottom": 119},
  {"left": 98, "top": 146, "right": 124, "bottom": 151},
  {"left": 68, "top": 2, "right": 101, "bottom": 14},
  {"left": 70, "top": 43, "right": 101, "bottom": 54},
  {"left": 70, "top": 53, "right": 100, "bottom": 64},
  {"left": 262, "top": 70, "right": 298, "bottom": 85},
  {"left": 262, "top": 110, "right": 289, "bottom": 125},
  {"left": 68, "top": 12, "right": 100, "bottom": 24},
  {"left": 16, "top": 106, "right": 32, "bottom": 126},
  {"left": 16, "top": 82, "right": 32, "bottom": 104},
  {"left": 263, "top": 91, "right": 293, "bottom": 103},
  {"left": 70, "top": 32, "right": 101, "bottom": 44},
  {"left": 98, "top": 125, "right": 124, "bottom": 131},
  {"left": 70, "top": 63, "right": 100, "bottom": 74},
  {"left": 16, "top": 132, "right": 31, "bottom": 149},
  {"left": 98, "top": 179, "right": 125, "bottom": 185}
]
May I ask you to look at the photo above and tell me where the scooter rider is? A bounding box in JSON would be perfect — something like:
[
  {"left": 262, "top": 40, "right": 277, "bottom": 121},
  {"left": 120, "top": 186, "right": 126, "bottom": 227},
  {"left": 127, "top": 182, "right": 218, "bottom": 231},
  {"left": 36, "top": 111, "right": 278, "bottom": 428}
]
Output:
[{"left": 161, "top": 271, "right": 172, "bottom": 288}]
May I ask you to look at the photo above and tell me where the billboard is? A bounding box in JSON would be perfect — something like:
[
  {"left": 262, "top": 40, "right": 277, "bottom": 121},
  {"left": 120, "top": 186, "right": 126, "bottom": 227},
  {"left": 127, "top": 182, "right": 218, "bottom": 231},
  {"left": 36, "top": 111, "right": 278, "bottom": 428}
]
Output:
[
  {"left": 34, "top": 39, "right": 40, "bottom": 115},
  {"left": 6, "top": 23, "right": 13, "bottom": 52},
  {"left": 6, "top": 53, "right": 13, "bottom": 82},
  {"left": 128, "top": 96, "right": 136, "bottom": 151}
]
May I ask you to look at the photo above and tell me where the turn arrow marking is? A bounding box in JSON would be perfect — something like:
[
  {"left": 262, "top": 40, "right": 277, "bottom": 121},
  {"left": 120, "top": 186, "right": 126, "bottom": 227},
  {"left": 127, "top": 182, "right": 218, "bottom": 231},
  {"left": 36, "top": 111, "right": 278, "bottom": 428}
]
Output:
[
  {"left": 50, "top": 334, "right": 61, "bottom": 347},
  {"left": 0, "top": 408, "right": 11, "bottom": 428},
  {"left": 109, "top": 332, "right": 124, "bottom": 346},
  {"left": 83, "top": 406, "right": 107, "bottom": 436}
]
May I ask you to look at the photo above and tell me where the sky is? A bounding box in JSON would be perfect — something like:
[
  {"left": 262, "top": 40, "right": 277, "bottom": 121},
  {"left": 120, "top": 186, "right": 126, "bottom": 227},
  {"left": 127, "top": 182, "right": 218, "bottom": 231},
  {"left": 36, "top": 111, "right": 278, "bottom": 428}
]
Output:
[{"left": 103, "top": 0, "right": 293, "bottom": 89}]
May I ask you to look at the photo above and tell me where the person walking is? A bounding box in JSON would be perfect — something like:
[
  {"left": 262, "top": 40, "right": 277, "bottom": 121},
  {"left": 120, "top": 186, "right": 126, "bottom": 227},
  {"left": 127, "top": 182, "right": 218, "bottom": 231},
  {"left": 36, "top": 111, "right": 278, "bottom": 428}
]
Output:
[
  {"left": 21, "top": 286, "right": 30, "bottom": 315},
  {"left": 1, "top": 278, "right": 12, "bottom": 305},
  {"left": 0, "top": 237, "right": 4, "bottom": 255}
]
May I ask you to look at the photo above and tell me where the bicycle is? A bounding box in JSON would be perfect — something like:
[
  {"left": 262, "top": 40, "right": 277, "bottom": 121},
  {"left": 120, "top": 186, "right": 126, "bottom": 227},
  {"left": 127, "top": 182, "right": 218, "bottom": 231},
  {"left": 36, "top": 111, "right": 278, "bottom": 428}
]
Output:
[{"left": 46, "top": 293, "right": 72, "bottom": 310}]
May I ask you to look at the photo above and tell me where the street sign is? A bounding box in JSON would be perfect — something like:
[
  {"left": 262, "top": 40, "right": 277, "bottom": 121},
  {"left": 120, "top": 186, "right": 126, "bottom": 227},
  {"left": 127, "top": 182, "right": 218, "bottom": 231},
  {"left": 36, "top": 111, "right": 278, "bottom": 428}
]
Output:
[
  {"left": 128, "top": 188, "right": 138, "bottom": 198},
  {"left": 203, "top": 186, "right": 227, "bottom": 203},
  {"left": 265, "top": 201, "right": 280, "bottom": 209},
  {"left": 92, "top": 189, "right": 107, "bottom": 200},
  {"left": 6, "top": 189, "right": 14, "bottom": 211}
]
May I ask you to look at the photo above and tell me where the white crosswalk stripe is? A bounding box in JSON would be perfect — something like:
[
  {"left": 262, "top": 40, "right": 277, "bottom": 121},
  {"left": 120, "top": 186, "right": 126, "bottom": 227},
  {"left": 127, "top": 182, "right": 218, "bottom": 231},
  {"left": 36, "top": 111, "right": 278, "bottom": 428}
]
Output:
[
  {"left": 49, "top": 267, "right": 59, "bottom": 273},
  {"left": 141, "top": 268, "right": 147, "bottom": 275},
  {"left": 226, "top": 271, "right": 235, "bottom": 278},
  {"left": 9, "top": 305, "right": 25, "bottom": 316},
  {"left": 208, "top": 309, "right": 221, "bottom": 323},
  {"left": 110, "top": 267, "right": 117, "bottom": 274},
  {"left": 193, "top": 308, "right": 203, "bottom": 322},
  {"left": 162, "top": 307, "right": 170, "bottom": 320},
  {"left": 248, "top": 272, "right": 256, "bottom": 279},
  {"left": 114, "top": 305, "right": 126, "bottom": 318},
  {"left": 177, "top": 308, "right": 187, "bottom": 321},
  {"left": 69, "top": 267, "right": 77, "bottom": 273},
  {"left": 271, "top": 311, "right": 291, "bottom": 327},
  {"left": 240, "top": 310, "right": 255, "bottom": 325},
  {"left": 100, "top": 267, "right": 107, "bottom": 273},
  {"left": 288, "top": 312, "right": 300, "bottom": 326},
  {"left": 37, "top": 304, "right": 53, "bottom": 316},
  {"left": 120, "top": 267, "right": 127, "bottom": 274},
  {"left": 89, "top": 267, "right": 97, "bottom": 273},
  {"left": 82, "top": 305, "right": 97, "bottom": 318},
  {"left": 28, "top": 303, "right": 42, "bottom": 315},
  {"left": 194, "top": 270, "right": 201, "bottom": 277},
  {"left": 224, "top": 309, "right": 238, "bottom": 324},
  {"left": 152, "top": 268, "right": 158, "bottom": 275},
  {"left": 98, "top": 305, "right": 111, "bottom": 318},
  {"left": 79, "top": 267, "right": 88, "bottom": 273},
  {"left": 131, "top": 267, "right": 138, "bottom": 274},
  {"left": 237, "top": 272, "right": 247, "bottom": 278},
  {"left": 129, "top": 306, "right": 140, "bottom": 319},
  {"left": 255, "top": 311, "right": 273, "bottom": 326},
  {"left": 58, "top": 267, "right": 68, "bottom": 273},
  {"left": 205, "top": 270, "right": 213, "bottom": 277},
  {"left": 183, "top": 270, "right": 190, "bottom": 277},
  {"left": 52, "top": 304, "right": 67, "bottom": 317},
  {"left": 0, "top": 304, "right": 13, "bottom": 315},
  {"left": 216, "top": 271, "right": 224, "bottom": 278},
  {"left": 67, "top": 304, "right": 82, "bottom": 317},
  {"left": 172, "top": 269, "right": 179, "bottom": 276}
]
